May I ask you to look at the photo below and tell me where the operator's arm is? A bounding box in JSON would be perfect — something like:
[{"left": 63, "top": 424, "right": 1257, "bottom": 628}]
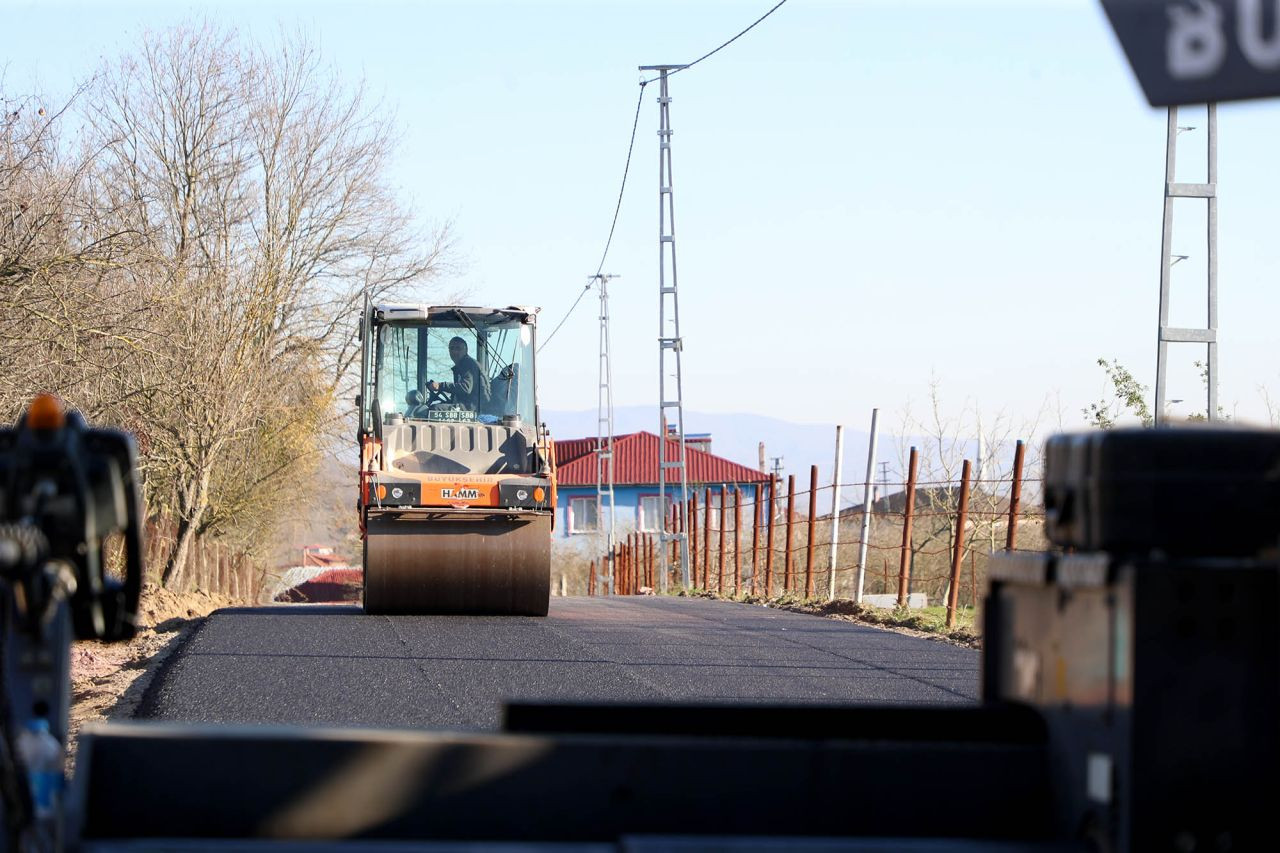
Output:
[{"left": 430, "top": 369, "right": 475, "bottom": 398}]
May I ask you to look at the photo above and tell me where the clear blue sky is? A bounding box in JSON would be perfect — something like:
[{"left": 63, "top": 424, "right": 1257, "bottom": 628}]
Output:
[{"left": 7, "top": 0, "right": 1280, "bottom": 434}]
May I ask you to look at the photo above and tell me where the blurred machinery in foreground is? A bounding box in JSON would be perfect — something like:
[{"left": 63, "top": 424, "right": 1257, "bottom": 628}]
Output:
[{"left": 0, "top": 395, "right": 141, "bottom": 851}]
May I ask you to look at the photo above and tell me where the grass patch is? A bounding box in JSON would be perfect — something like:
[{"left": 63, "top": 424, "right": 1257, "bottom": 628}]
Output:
[{"left": 667, "top": 588, "right": 981, "bottom": 648}]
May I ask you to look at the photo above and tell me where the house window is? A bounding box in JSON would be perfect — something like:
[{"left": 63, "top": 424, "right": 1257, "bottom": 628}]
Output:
[
  {"left": 638, "top": 495, "right": 670, "bottom": 532},
  {"left": 570, "top": 497, "right": 598, "bottom": 533}
]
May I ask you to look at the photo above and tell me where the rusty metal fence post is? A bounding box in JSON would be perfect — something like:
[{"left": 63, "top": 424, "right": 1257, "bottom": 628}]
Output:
[
  {"left": 648, "top": 534, "right": 655, "bottom": 589},
  {"left": 1006, "top": 439, "right": 1026, "bottom": 551},
  {"left": 690, "top": 494, "right": 699, "bottom": 588},
  {"left": 778, "top": 471, "right": 788, "bottom": 591},
  {"left": 702, "top": 490, "right": 712, "bottom": 590},
  {"left": 717, "top": 486, "right": 726, "bottom": 594},
  {"left": 589, "top": 560, "right": 596, "bottom": 596},
  {"left": 764, "top": 479, "right": 776, "bottom": 597},
  {"left": 750, "top": 489, "right": 760, "bottom": 596},
  {"left": 733, "top": 487, "right": 742, "bottom": 596},
  {"left": 946, "top": 459, "right": 973, "bottom": 629},
  {"left": 630, "top": 534, "right": 638, "bottom": 594},
  {"left": 897, "top": 447, "right": 919, "bottom": 608},
  {"left": 669, "top": 504, "right": 678, "bottom": 576},
  {"left": 805, "top": 465, "right": 817, "bottom": 599}
]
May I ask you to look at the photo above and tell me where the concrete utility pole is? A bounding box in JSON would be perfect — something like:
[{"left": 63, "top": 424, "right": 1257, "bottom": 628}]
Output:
[
  {"left": 594, "top": 274, "right": 619, "bottom": 594},
  {"left": 854, "top": 409, "right": 879, "bottom": 604},
  {"left": 1154, "top": 104, "right": 1218, "bottom": 426},
  {"left": 643, "top": 64, "right": 692, "bottom": 590},
  {"left": 828, "top": 425, "right": 845, "bottom": 602}
]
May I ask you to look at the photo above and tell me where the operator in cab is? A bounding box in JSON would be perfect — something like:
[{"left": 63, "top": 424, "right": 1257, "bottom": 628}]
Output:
[{"left": 428, "top": 336, "right": 488, "bottom": 411}]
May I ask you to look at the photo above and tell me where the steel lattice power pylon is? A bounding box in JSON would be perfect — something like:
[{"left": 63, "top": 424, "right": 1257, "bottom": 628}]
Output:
[
  {"left": 593, "top": 274, "right": 619, "bottom": 594},
  {"left": 642, "top": 65, "right": 691, "bottom": 591}
]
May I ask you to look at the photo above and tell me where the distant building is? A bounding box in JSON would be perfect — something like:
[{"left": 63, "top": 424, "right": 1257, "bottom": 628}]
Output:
[{"left": 553, "top": 431, "right": 769, "bottom": 548}]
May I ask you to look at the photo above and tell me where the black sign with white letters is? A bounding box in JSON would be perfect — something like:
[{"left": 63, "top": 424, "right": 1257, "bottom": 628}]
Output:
[{"left": 1102, "top": 0, "right": 1280, "bottom": 105}]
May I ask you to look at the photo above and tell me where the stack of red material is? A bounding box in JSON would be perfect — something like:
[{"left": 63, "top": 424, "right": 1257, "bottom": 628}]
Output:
[{"left": 274, "top": 568, "right": 363, "bottom": 603}]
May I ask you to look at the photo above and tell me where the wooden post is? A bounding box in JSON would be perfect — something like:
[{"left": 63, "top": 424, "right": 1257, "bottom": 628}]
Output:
[
  {"left": 784, "top": 474, "right": 796, "bottom": 593},
  {"left": 805, "top": 465, "right": 818, "bottom": 600},
  {"left": 733, "top": 488, "right": 742, "bottom": 597},
  {"left": 589, "top": 560, "right": 596, "bottom": 596},
  {"left": 897, "top": 448, "right": 919, "bottom": 608},
  {"left": 947, "top": 459, "right": 973, "bottom": 629},
  {"left": 1006, "top": 439, "right": 1026, "bottom": 551}
]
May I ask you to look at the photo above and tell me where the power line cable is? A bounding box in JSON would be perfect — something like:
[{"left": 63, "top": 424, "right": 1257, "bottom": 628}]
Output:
[
  {"left": 542, "top": 0, "right": 789, "bottom": 352},
  {"left": 641, "top": 0, "right": 790, "bottom": 84},
  {"left": 540, "top": 84, "right": 647, "bottom": 353},
  {"left": 593, "top": 84, "right": 647, "bottom": 279},
  {"left": 539, "top": 279, "right": 594, "bottom": 353}
]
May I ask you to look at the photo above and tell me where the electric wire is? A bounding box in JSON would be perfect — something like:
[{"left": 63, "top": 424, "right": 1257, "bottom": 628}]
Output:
[
  {"left": 542, "top": 0, "right": 789, "bottom": 352},
  {"left": 593, "top": 83, "right": 647, "bottom": 279},
  {"left": 538, "top": 279, "right": 594, "bottom": 353},
  {"left": 539, "top": 83, "right": 647, "bottom": 354},
  {"left": 641, "top": 0, "right": 790, "bottom": 84}
]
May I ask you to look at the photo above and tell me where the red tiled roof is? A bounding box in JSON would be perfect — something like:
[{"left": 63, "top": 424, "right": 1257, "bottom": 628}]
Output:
[
  {"left": 553, "top": 436, "right": 598, "bottom": 468},
  {"left": 556, "top": 431, "right": 769, "bottom": 487}
]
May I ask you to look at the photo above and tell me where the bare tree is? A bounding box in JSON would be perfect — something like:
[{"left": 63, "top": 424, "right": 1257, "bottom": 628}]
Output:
[
  {"left": 1, "top": 76, "right": 174, "bottom": 446},
  {"left": 79, "top": 24, "right": 450, "bottom": 585},
  {"left": 894, "top": 378, "right": 1048, "bottom": 604}
]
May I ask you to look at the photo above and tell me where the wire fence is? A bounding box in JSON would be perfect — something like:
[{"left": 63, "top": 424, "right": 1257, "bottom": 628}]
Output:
[{"left": 587, "top": 446, "right": 1044, "bottom": 629}]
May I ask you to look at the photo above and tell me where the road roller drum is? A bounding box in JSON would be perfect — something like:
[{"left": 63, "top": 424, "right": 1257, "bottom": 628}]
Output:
[{"left": 364, "top": 509, "right": 551, "bottom": 616}]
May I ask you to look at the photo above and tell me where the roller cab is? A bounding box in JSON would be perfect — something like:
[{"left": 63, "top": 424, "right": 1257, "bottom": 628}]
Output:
[{"left": 358, "top": 304, "right": 554, "bottom": 616}]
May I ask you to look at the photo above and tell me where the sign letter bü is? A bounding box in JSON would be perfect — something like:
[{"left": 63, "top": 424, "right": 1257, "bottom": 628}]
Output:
[{"left": 1103, "top": 0, "right": 1280, "bottom": 104}]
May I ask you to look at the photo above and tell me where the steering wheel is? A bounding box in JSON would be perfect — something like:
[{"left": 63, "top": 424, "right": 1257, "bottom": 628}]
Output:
[
  {"left": 404, "top": 386, "right": 455, "bottom": 419},
  {"left": 426, "top": 385, "right": 453, "bottom": 406}
]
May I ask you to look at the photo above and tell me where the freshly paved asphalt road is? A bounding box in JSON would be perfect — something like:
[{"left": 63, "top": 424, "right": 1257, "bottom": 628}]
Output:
[{"left": 138, "top": 597, "right": 979, "bottom": 730}]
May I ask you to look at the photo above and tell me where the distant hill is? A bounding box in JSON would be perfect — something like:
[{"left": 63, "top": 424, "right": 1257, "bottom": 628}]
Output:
[
  {"left": 545, "top": 406, "right": 1030, "bottom": 511},
  {"left": 547, "top": 406, "right": 887, "bottom": 510}
]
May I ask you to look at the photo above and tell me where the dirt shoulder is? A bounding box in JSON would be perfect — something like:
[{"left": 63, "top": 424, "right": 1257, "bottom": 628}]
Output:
[
  {"left": 672, "top": 589, "right": 982, "bottom": 648},
  {"left": 67, "top": 583, "right": 238, "bottom": 765}
]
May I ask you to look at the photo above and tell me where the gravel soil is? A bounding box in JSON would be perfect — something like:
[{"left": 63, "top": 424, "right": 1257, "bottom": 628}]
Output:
[{"left": 67, "top": 583, "right": 236, "bottom": 766}]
